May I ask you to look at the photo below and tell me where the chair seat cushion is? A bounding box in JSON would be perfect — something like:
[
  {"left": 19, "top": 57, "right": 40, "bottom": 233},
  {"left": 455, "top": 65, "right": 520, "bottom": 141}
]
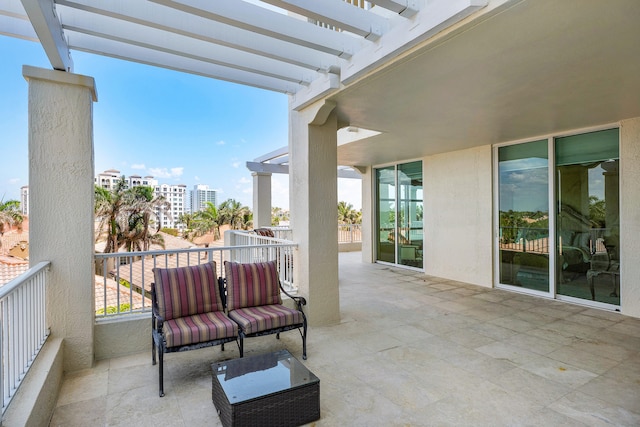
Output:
[
  {"left": 163, "top": 311, "right": 238, "bottom": 348},
  {"left": 228, "top": 305, "right": 303, "bottom": 335}
]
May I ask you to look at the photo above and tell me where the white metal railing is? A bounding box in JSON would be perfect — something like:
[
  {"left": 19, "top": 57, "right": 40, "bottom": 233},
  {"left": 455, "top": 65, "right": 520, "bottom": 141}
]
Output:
[
  {"left": 0, "top": 261, "right": 50, "bottom": 416},
  {"left": 94, "top": 243, "right": 297, "bottom": 318},
  {"left": 250, "top": 225, "right": 362, "bottom": 244},
  {"left": 338, "top": 224, "right": 362, "bottom": 243}
]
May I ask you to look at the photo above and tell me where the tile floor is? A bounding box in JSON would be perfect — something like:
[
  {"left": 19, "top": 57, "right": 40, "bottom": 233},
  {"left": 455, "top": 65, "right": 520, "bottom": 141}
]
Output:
[{"left": 50, "top": 252, "right": 640, "bottom": 426}]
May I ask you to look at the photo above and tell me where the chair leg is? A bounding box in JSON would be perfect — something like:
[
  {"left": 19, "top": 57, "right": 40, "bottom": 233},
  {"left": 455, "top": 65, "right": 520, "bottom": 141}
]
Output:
[
  {"left": 152, "top": 335, "right": 156, "bottom": 365},
  {"left": 158, "top": 345, "right": 165, "bottom": 397},
  {"left": 302, "top": 324, "right": 307, "bottom": 360},
  {"left": 239, "top": 334, "right": 244, "bottom": 358}
]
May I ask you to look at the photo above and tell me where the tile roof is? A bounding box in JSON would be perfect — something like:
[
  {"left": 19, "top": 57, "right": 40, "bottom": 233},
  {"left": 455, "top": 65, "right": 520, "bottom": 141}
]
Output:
[{"left": 0, "top": 257, "right": 30, "bottom": 287}]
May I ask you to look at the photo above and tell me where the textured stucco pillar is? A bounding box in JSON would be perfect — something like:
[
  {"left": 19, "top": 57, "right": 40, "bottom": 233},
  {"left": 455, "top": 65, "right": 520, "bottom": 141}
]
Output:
[
  {"left": 359, "top": 166, "right": 374, "bottom": 263},
  {"left": 23, "top": 66, "right": 97, "bottom": 370},
  {"left": 252, "top": 171, "right": 272, "bottom": 228},
  {"left": 620, "top": 117, "right": 640, "bottom": 318},
  {"left": 289, "top": 101, "right": 339, "bottom": 326}
]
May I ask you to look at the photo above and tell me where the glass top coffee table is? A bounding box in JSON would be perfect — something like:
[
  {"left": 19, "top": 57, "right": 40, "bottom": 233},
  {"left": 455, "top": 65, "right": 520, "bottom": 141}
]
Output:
[{"left": 211, "top": 350, "right": 320, "bottom": 427}]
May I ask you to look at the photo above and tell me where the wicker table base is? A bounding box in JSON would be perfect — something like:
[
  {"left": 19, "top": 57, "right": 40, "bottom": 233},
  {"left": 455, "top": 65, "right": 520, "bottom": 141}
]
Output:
[{"left": 212, "top": 350, "right": 320, "bottom": 427}]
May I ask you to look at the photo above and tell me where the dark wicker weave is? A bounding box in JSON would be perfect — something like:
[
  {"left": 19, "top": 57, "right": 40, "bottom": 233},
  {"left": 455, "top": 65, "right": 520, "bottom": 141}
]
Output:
[{"left": 211, "top": 351, "right": 320, "bottom": 427}]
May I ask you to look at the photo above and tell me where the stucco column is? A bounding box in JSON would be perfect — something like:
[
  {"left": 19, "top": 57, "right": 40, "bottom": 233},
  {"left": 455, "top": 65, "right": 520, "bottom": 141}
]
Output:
[
  {"left": 23, "top": 66, "right": 97, "bottom": 371},
  {"left": 359, "top": 166, "right": 374, "bottom": 263},
  {"left": 289, "top": 101, "right": 339, "bottom": 326},
  {"left": 252, "top": 171, "right": 272, "bottom": 228},
  {"left": 620, "top": 117, "right": 640, "bottom": 318}
]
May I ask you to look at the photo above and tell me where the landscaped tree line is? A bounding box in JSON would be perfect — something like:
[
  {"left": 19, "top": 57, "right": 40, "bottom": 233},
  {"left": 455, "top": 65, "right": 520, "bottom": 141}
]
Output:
[{"left": 95, "top": 178, "right": 362, "bottom": 252}]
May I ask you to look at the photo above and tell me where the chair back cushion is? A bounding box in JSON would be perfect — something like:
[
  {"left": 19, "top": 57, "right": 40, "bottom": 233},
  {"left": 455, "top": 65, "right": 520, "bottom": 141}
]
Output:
[
  {"left": 153, "top": 261, "right": 223, "bottom": 321},
  {"left": 224, "top": 261, "right": 282, "bottom": 311}
]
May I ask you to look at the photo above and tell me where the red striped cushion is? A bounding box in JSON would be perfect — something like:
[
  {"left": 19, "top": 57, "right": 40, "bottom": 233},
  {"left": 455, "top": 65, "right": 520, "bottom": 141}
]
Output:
[
  {"left": 153, "top": 262, "right": 223, "bottom": 321},
  {"left": 224, "top": 261, "right": 282, "bottom": 311},
  {"left": 163, "top": 312, "right": 238, "bottom": 348},
  {"left": 228, "top": 305, "right": 303, "bottom": 335}
]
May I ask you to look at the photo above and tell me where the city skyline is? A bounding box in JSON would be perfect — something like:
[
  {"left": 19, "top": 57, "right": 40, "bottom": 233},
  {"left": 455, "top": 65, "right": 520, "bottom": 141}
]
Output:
[{"left": 0, "top": 36, "right": 362, "bottom": 211}]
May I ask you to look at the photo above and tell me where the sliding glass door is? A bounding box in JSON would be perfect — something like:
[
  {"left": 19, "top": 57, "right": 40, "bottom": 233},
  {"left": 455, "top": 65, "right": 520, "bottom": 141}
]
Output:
[
  {"left": 496, "top": 128, "right": 620, "bottom": 307},
  {"left": 555, "top": 129, "right": 620, "bottom": 304},
  {"left": 376, "top": 161, "right": 423, "bottom": 268},
  {"left": 497, "top": 140, "right": 550, "bottom": 293}
]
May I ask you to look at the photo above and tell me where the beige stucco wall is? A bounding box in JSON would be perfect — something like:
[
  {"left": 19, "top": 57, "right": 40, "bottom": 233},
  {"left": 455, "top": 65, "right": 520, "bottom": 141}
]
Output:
[
  {"left": 24, "top": 66, "right": 97, "bottom": 371},
  {"left": 620, "top": 117, "right": 640, "bottom": 318},
  {"left": 95, "top": 316, "right": 151, "bottom": 360},
  {"left": 423, "top": 145, "right": 493, "bottom": 287}
]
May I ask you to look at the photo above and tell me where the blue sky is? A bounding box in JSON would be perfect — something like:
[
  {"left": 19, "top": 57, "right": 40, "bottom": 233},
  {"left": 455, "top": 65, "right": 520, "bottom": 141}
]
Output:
[{"left": 0, "top": 35, "right": 362, "bottom": 211}]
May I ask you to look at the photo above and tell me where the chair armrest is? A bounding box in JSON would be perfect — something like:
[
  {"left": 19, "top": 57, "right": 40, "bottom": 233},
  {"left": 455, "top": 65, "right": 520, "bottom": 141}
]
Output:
[
  {"left": 151, "top": 282, "right": 165, "bottom": 330},
  {"left": 279, "top": 282, "right": 307, "bottom": 311}
]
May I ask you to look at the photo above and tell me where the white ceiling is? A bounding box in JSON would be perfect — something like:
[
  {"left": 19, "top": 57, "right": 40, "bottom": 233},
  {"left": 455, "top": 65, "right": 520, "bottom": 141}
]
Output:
[
  {"left": 3, "top": 0, "right": 640, "bottom": 168},
  {"left": 333, "top": 0, "right": 640, "bottom": 166}
]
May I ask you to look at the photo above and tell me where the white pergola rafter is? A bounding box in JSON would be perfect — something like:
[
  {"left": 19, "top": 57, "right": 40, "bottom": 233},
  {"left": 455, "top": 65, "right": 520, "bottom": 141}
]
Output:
[
  {"left": 58, "top": 5, "right": 318, "bottom": 86},
  {"left": 260, "top": 0, "right": 389, "bottom": 41},
  {"left": 150, "top": 0, "right": 363, "bottom": 58},
  {"left": 56, "top": 0, "right": 343, "bottom": 72},
  {"left": 68, "top": 31, "right": 303, "bottom": 93},
  {"left": 368, "top": 0, "right": 420, "bottom": 17},
  {"left": 20, "top": 0, "right": 72, "bottom": 71},
  {"left": 1, "top": 0, "right": 489, "bottom": 97}
]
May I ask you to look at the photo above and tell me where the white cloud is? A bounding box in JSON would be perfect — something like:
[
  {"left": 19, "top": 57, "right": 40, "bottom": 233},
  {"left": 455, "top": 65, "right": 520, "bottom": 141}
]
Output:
[
  {"left": 131, "top": 163, "right": 146, "bottom": 170},
  {"left": 148, "top": 166, "right": 184, "bottom": 179},
  {"left": 238, "top": 177, "right": 251, "bottom": 184},
  {"left": 9, "top": 178, "right": 20, "bottom": 184},
  {"left": 194, "top": 175, "right": 200, "bottom": 181},
  {"left": 216, "top": 140, "right": 225, "bottom": 145},
  {"left": 232, "top": 162, "right": 241, "bottom": 168}
]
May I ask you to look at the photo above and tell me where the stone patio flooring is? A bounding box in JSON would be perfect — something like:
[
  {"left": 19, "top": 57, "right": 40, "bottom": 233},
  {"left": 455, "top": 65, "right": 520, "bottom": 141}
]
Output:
[{"left": 50, "top": 252, "right": 640, "bottom": 426}]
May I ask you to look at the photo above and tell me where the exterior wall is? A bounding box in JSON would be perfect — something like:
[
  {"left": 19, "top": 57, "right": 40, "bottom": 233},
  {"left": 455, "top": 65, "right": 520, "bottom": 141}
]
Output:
[
  {"left": 423, "top": 145, "right": 493, "bottom": 287},
  {"left": 24, "top": 66, "right": 97, "bottom": 371},
  {"left": 620, "top": 117, "right": 640, "bottom": 318},
  {"left": 95, "top": 316, "right": 151, "bottom": 360}
]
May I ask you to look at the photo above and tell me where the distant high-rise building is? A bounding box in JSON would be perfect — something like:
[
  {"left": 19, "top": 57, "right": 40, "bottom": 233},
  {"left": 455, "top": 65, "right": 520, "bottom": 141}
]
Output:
[
  {"left": 20, "top": 185, "right": 29, "bottom": 216},
  {"left": 155, "top": 183, "right": 187, "bottom": 230},
  {"left": 95, "top": 170, "right": 186, "bottom": 230},
  {"left": 190, "top": 185, "right": 217, "bottom": 213}
]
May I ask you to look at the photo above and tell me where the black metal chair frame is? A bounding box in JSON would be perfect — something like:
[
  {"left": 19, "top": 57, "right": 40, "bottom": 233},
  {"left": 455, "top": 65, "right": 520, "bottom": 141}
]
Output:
[
  {"left": 151, "top": 281, "right": 238, "bottom": 397},
  {"left": 219, "top": 277, "right": 308, "bottom": 360}
]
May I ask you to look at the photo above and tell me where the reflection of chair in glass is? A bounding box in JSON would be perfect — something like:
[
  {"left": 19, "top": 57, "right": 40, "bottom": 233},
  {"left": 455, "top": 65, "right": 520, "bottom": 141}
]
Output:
[
  {"left": 586, "top": 245, "right": 619, "bottom": 301},
  {"left": 400, "top": 245, "right": 422, "bottom": 267}
]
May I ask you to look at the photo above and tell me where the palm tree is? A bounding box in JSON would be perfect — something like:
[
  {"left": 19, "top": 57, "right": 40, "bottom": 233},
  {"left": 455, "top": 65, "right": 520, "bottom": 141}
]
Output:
[
  {"left": 118, "top": 186, "right": 170, "bottom": 251},
  {"left": 95, "top": 179, "right": 128, "bottom": 253},
  {"left": 337, "top": 201, "right": 360, "bottom": 224},
  {"left": 95, "top": 178, "right": 169, "bottom": 252},
  {"left": 193, "top": 201, "right": 222, "bottom": 240},
  {"left": 219, "top": 199, "right": 252, "bottom": 230},
  {"left": 0, "top": 198, "right": 23, "bottom": 249},
  {"left": 177, "top": 212, "right": 197, "bottom": 239}
]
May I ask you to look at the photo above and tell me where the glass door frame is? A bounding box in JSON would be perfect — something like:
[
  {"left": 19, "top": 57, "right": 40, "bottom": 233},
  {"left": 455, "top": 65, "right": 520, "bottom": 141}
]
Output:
[
  {"left": 493, "top": 137, "right": 556, "bottom": 300},
  {"left": 374, "top": 160, "right": 424, "bottom": 270},
  {"left": 493, "top": 124, "right": 621, "bottom": 311}
]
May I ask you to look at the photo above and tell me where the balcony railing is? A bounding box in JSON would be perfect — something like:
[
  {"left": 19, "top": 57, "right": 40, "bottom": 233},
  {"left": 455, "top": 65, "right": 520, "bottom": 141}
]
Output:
[
  {"left": 94, "top": 242, "right": 297, "bottom": 318},
  {"left": 338, "top": 224, "right": 362, "bottom": 243},
  {"left": 0, "top": 261, "right": 50, "bottom": 416}
]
